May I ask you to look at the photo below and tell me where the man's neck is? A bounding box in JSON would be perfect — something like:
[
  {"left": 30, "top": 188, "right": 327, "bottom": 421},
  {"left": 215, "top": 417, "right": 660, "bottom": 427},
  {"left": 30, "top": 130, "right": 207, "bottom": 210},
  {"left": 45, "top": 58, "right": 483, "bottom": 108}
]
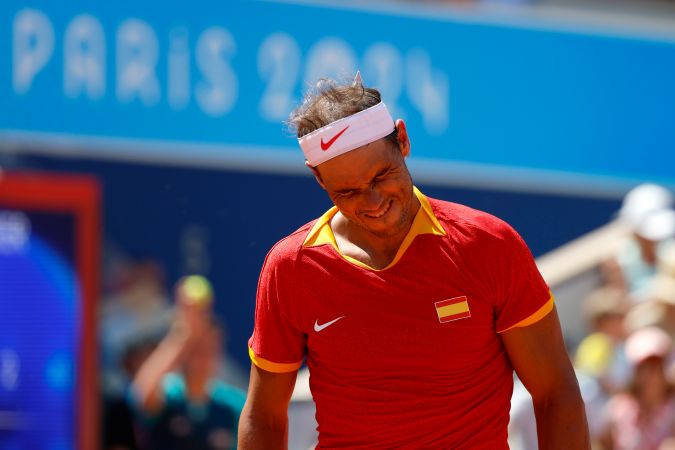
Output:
[{"left": 332, "top": 196, "right": 420, "bottom": 269}]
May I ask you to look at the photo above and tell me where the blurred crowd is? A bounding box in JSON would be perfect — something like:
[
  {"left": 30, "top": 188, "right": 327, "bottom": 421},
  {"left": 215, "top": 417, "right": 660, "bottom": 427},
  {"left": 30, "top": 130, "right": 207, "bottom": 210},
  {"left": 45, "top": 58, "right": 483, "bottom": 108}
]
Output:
[
  {"left": 100, "top": 262, "right": 246, "bottom": 450},
  {"left": 511, "top": 183, "right": 675, "bottom": 450}
]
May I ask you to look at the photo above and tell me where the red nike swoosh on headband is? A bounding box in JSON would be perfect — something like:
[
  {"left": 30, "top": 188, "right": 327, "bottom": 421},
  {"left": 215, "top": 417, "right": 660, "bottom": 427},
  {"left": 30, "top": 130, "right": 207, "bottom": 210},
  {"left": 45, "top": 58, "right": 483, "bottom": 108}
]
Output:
[{"left": 320, "top": 126, "right": 350, "bottom": 151}]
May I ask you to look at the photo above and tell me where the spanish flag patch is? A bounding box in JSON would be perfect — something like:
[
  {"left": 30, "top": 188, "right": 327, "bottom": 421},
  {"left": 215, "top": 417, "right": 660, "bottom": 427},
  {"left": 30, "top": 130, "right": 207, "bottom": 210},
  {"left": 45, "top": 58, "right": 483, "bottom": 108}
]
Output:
[{"left": 435, "top": 296, "right": 471, "bottom": 323}]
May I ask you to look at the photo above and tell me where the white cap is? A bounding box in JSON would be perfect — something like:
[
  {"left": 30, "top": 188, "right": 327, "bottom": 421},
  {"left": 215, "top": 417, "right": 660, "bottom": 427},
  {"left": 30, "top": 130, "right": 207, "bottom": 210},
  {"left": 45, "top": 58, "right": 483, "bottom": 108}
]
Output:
[
  {"left": 620, "top": 184, "right": 673, "bottom": 227},
  {"left": 625, "top": 326, "right": 672, "bottom": 365},
  {"left": 619, "top": 184, "right": 675, "bottom": 240},
  {"left": 637, "top": 209, "right": 675, "bottom": 241}
]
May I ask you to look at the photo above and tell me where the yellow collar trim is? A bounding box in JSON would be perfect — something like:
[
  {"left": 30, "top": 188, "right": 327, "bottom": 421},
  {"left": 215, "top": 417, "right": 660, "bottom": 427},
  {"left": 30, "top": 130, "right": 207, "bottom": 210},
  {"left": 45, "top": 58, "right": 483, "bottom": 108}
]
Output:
[{"left": 302, "top": 187, "right": 446, "bottom": 271}]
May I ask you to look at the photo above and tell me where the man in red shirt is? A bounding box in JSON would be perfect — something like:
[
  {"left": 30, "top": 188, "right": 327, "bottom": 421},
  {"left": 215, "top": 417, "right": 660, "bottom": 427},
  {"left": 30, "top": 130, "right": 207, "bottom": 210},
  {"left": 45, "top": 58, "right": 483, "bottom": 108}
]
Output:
[{"left": 238, "top": 76, "right": 590, "bottom": 449}]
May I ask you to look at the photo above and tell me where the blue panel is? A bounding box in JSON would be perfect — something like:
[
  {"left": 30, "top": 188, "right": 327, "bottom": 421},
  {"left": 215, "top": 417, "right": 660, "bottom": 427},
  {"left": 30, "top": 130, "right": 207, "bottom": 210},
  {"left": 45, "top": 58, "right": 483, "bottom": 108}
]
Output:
[{"left": 0, "top": 211, "right": 77, "bottom": 450}]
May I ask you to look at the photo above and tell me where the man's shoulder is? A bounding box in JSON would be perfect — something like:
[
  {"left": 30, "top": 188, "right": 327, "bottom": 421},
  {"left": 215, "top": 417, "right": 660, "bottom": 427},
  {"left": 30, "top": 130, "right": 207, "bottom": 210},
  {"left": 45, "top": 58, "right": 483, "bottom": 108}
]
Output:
[
  {"left": 262, "top": 219, "right": 318, "bottom": 266},
  {"left": 426, "top": 196, "right": 514, "bottom": 239}
]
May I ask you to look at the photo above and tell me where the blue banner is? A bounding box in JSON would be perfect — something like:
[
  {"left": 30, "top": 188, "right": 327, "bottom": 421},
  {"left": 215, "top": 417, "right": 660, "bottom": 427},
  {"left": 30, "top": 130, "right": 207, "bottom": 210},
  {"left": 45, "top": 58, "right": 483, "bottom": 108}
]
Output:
[{"left": 1, "top": 0, "right": 674, "bottom": 190}]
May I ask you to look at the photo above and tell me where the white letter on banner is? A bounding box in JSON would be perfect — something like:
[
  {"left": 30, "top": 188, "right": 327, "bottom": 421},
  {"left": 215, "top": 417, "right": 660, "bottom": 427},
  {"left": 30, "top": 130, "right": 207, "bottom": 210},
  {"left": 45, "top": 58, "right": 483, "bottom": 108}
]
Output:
[
  {"left": 258, "top": 32, "right": 301, "bottom": 121},
  {"left": 116, "top": 19, "right": 160, "bottom": 106},
  {"left": 64, "top": 14, "right": 106, "bottom": 100},
  {"left": 406, "top": 48, "right": 449, "bottom": 135},
  {"left": 362, "top": 43, "right": 404, "bottom": 119},
  {"left": 195, "top": 27, "right": 237, "bottom": 117},
  {"left": 305, "top": 38, "right": 356, "bottom": 87},
  {"left": 12, "top": 9, "right": 54, "bottom": 95},
  {"left": 168, "top": 27, "right": 190, "bottom": 110}
]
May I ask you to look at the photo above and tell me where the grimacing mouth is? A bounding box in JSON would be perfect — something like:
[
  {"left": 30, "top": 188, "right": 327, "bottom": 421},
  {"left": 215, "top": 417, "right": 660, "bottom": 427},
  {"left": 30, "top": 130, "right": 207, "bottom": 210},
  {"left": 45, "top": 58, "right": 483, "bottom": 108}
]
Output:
[{"left": 363, "top": 199, "right": 393, "bottom": 219}]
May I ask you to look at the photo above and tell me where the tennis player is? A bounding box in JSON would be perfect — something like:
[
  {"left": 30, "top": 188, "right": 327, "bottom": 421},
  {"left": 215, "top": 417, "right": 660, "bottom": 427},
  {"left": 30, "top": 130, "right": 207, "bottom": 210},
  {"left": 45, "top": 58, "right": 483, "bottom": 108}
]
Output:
[{"left": 239, "top": 75, "right": 590, "bottom": 449}]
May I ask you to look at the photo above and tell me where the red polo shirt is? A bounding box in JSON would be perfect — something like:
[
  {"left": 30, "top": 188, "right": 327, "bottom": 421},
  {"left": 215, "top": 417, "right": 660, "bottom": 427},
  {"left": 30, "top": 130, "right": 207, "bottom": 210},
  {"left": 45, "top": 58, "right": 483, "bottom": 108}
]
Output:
[{"left": 249, "top": 188, "right": 553, "bottom": 449}]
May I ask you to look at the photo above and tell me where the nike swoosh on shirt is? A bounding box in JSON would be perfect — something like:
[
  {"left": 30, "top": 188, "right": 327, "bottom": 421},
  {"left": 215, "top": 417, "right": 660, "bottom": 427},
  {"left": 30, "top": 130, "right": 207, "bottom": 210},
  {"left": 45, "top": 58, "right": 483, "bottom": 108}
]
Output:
[
  {"left": 320, "top": 126, "right": 349, "bottom": 151},
  {"left": 314, "top": 316, "right": 346, "bottom": 332}
]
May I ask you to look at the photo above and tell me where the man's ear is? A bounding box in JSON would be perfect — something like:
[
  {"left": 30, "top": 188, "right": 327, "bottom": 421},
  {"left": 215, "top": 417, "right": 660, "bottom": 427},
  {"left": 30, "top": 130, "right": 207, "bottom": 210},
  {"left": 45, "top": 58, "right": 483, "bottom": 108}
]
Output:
[
  {"left": 306, "top": 161, "right": 327, "bottom": 190},
  {"left": 395, "top": 119, "right": 411, "bottom": 158}
]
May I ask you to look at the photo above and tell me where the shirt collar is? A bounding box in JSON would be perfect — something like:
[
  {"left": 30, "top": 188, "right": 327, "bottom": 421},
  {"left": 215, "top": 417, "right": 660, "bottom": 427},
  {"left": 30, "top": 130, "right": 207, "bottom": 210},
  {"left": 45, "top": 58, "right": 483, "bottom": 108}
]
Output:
[{"left": 303, "top": 186, "right": 446, "bottom": 270}]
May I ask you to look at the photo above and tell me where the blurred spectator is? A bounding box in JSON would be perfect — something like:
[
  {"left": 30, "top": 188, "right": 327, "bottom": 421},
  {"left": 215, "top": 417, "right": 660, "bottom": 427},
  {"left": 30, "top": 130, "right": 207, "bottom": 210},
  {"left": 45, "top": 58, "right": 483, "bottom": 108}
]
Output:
[
  {"left": 574, "top": 287, "right": 631, "bottom": 440},
  {"left": 651, "top": 277, "right": 675, "bottom": 338},
  {"left": 660, "top": 246, "right": 675, "bottom": 280},
  {"left": 129, "top": 276, "right": 245, "bottom": 450},
  {"left": 100, "top": 257, "right": 173, "bottom": 392},
  {"left": 100, "top": 256, "right": 173, "bottom": 450},
  {"left": 626, "top": 277, "right": 675, "bottom": 339},
  {"left": 604, "top": 184, "right": 675, "bottom": 302},
  {"left": 626, "top": 300, "right": 669, "bottom": 337},
  {"left": 103, "top": 338, "right": 159, "bottom": 450},
  {"left": 599, "top": 327, "right": 675, "bottom": 450},
  {"left": 576, "top": 287, "right": 631, "bottom": 392}
]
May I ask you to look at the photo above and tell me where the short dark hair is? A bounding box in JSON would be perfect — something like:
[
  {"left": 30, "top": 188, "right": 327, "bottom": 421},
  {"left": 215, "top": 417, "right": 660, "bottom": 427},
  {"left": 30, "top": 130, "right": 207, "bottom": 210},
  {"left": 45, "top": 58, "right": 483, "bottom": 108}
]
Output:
[{"left": 288, "top": 77, "right": 398, "bottom": 148}]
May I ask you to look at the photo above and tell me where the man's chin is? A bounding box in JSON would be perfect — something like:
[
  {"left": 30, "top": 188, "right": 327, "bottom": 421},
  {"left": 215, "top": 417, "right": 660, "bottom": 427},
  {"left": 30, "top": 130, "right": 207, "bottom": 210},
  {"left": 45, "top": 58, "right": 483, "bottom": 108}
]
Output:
[{"left": 361, "top": 215, "right": 409, "bottom": 238}]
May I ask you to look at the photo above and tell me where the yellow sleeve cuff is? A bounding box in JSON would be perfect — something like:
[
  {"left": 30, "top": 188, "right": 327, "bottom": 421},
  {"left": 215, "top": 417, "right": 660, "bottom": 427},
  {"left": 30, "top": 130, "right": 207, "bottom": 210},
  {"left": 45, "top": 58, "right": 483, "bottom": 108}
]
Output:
[
  {"left": 248, "top": 347, "right": 303, "bottom": 373},
  {"left": 497, "top": 292, "right": 555, "bottom": 333}
]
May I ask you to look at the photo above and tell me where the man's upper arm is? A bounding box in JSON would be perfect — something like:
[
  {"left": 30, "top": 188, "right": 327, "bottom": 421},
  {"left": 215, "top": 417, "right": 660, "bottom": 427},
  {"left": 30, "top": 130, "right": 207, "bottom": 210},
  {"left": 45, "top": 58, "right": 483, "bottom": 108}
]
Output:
[
  {"left": 244, "top": 364, "right": 298, "bottom": 416},
  {"left": 239, "top": 364, "right": 298, "bottom": 450},
  {"left": 500, "top": 306, "right": 578, "bottom": 399},
  {"left": 501, "top": 306, "right": 590, "bottom": 449}
]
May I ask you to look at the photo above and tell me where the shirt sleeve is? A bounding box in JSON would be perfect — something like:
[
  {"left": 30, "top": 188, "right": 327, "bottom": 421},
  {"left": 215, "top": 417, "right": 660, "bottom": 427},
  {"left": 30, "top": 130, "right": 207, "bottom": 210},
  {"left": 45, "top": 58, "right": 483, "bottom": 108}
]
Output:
[
  {"left": 488, "top": 220, "right": 554, "bottom": 333},
  {"left": 248, "top": 242, "right": 306, "bottom": 373}
]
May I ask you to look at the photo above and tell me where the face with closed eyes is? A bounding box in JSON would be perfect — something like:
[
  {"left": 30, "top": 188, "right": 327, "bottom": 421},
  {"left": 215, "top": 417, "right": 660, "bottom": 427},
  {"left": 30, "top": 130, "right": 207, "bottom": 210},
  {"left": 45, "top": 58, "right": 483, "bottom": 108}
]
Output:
[{"left": 311, "top": 121, "right": 416, "bottom": 239}]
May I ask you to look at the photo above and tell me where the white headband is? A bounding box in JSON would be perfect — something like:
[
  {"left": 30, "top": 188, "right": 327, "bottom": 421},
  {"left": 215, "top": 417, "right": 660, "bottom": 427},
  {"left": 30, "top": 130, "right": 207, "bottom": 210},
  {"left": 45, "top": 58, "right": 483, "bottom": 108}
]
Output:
[{"left": 298, "top": 102, "right": 395, "bottom": 167}]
